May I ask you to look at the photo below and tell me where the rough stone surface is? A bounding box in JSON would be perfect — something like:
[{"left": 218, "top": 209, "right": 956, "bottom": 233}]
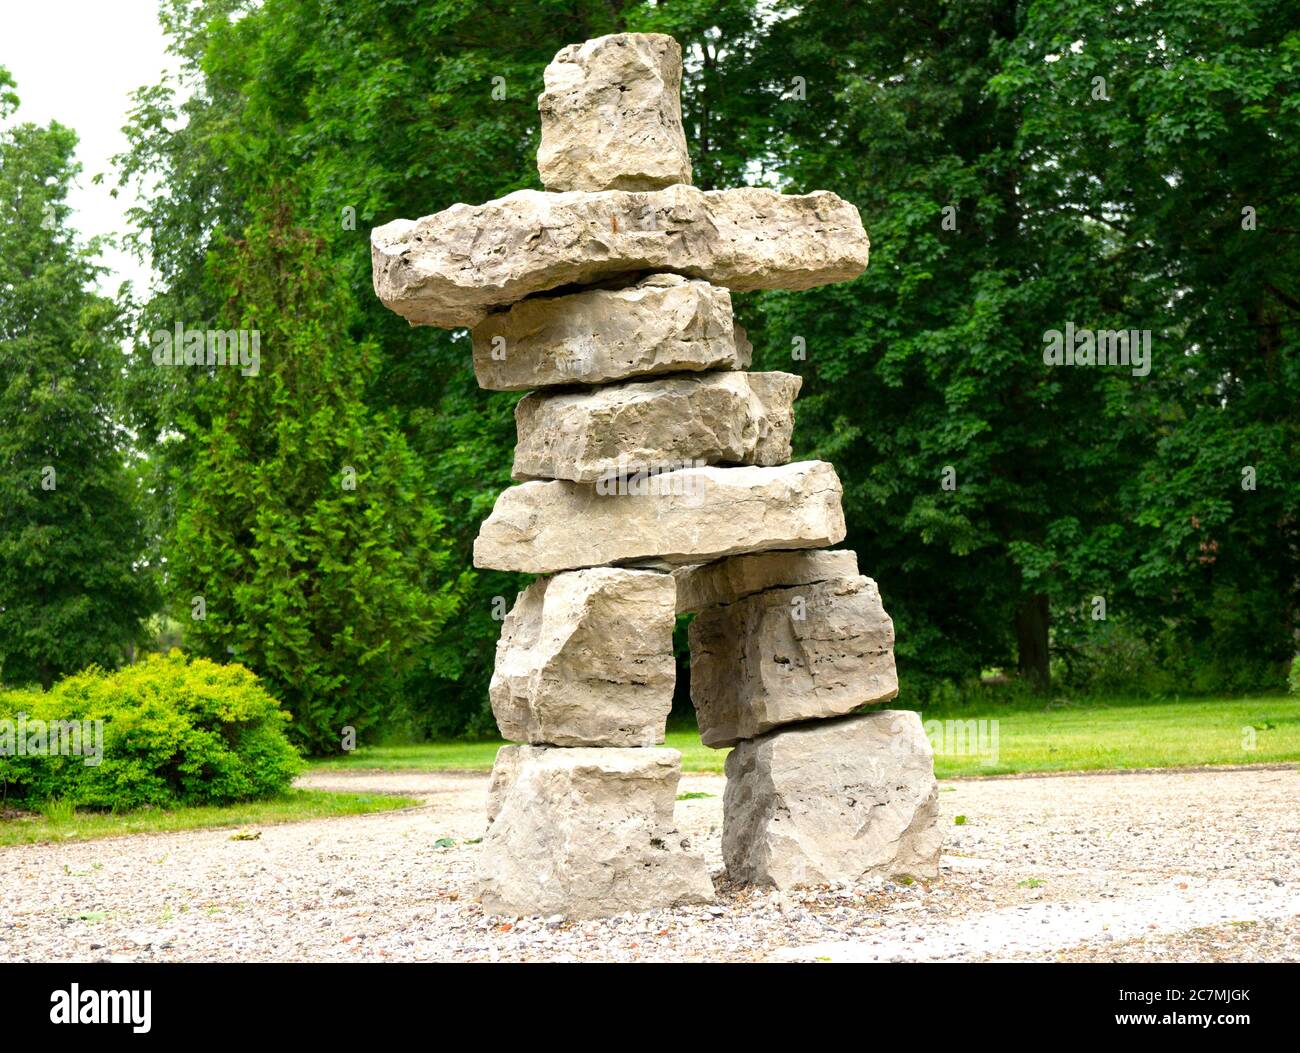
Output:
[
  {"left": 489, "top": 568, "right": 675, "bottom": 747},
  {"left": 673, "top": 548, "right": 860, "bottom": 614},
  {"left": 371, "top": 184, "right": 871, "bottom": 328},
  {"left": 689, "top": 575, "right": 897, "bottom": 748},
  {"left": 473, "top": 460, "right": 846, "bottom": 574},
  {"left": 479, "top": 745, "right": 714, "bottom": 918},
  {"left": 472, "top": 274, "right": 747, "bottom": 390},
  {"left": 723, "top": 711, "right": 941, "bottom": 889},
  {"left": 537, "top": 33, "right": 691, "bottom": 193},
  {"left": 512, "top": 371, "right": 802, "bottom": 483}
]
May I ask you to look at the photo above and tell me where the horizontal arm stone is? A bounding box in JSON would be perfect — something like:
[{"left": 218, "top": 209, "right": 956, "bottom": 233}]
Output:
[{"left": 371, "top": 184, "right": 870, "bottom": 328}]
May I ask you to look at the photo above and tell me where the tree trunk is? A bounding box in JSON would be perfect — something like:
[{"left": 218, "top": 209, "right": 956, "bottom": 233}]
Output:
[{"left": 1015, "top": 594, "right": 1050, "bottom": 690}]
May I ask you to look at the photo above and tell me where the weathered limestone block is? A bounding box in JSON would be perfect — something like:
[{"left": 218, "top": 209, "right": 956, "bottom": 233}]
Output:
[
  {"left": 537, "top": 33, "right": 692, "bottom": 193},
  {"left": 472, "top": 274, "right": 748, "bottom": 391},
  {"left": 723, "top": 711, "right": 942, "bottom": 888},
  {"left": 490, "top": 568, "right": 675, "bottom": 747},
  {"left": 673, "top": 548, "right": 860, "bottom": 614},
  {"left": 473, "top": 460, "right": 846, "bottom": 574},
  {"left": 512, "top": 371, "right": 802, "bottom": 483},
  {"left": 479, "top": 745, "right": 714, "bottom": 918},
  {"left": 689, "top": 575, "right": 897, "bottom": 748},
  {"left": 371, "top": 184, "right": 871, "bottom": 328}
]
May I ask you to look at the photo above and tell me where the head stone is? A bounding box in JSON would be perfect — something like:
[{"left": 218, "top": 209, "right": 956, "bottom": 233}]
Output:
[{"left": 537, "top": 33, "right": 693, "bottom": 192}]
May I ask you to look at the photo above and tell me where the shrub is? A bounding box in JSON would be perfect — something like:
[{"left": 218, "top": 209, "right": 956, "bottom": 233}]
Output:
[
  {"left": 0, "top": 651, "right": 303, "bottom": 810},
  {"left": 1054, "top": 616, "right": 1288, "bottom": 699}
]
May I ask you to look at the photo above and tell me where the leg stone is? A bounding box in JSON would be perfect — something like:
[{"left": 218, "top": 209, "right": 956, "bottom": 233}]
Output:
[
  {"left": 689, "top": 573, "right": 898, "bottom": 748},
  {"left": 673, "top": 548, "right": 860, "bottom": 613},
  {"left": 722, "top": 711, "right": 941, "bottom": 888},
  {"left": 490, "top": 567, "right": 675, "bottom": 747},
  {"left": 479, "top": 745, "right": 715, "bottom": 918}
]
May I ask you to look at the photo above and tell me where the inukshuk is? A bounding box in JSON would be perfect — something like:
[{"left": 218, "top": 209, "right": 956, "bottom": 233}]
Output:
[{"left": 371, "top": 33, "right": 942, "bottom": 918}]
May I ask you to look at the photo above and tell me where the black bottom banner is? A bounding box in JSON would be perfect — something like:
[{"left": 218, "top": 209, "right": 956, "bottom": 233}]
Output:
[{"left": 0, "top": 961, "right": 1292, "bottom": 1038}]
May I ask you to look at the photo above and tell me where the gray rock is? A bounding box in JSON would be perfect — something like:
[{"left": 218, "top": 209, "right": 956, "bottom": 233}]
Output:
[
  {"left": 688, "top": 575, "right": 897, "bottom": 747},
  {"left": 472, "top": 274, "right": 746, "bottom": 391},
  {"left": 371, "top": 184, "right": 870, "bottom": 328},
  {"left": 537, "top": 33, "right": 692, "bottom": 192},
  {"left": 512, "top": 371, "right": 802, "bottom": 482},
  {"left": 723, "top": 711, "right": 942, "bottom": 888},
  {"left": 473, "top": 460, "right": 846, "bottom": 574},
  {"left": 490, "top": 568, "right": 675, "bottom": 747},
  {"left": 479, "top": 745, "right": 715, "bottom": 918},
  {"left": 673, "top": 549, "right": 860, "bottom": 614}
]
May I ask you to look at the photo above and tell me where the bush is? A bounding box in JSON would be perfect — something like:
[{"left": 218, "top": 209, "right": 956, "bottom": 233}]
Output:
[
  {"left": 1053, "top": 616, "right": 1288, "bottom": 699},
  {"left": 0, "top": 651, "right": 303, "bottom": 810}
]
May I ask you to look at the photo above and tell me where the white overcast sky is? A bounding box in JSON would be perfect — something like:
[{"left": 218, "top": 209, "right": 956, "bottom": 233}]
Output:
[{"left": 1, "top": 0, "right": 180, "bottom": 295}]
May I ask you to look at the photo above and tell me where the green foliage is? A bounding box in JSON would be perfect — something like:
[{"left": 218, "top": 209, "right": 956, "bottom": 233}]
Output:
[
  {"left": 0, "top": 68, "right": 156, "bottom": 688},
  {"left": 0, "top": 789, "right": 415, "bottom": 847},
  {"left": 745, "top": 0, "right": 1299, "bottom": 691},
  {"left": 1055, "top": 617, "right": 1286, "bottom": 699},
  {"left": 110, "top": 0, "right": 1300, "bottom": 725},
  {"left": 169, "top": 197, "right": 465, "bottom": 753},
  {"left": 999, "top": 0, "right": 1300, "bottom": 680},
  {"left": 0, "top": 651, "right": 302, "bottom": 810}
]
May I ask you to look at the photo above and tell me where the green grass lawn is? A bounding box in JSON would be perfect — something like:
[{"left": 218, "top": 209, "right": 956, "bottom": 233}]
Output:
[
  {"left": 307, "top": 695, "right": 1300, "bottom": 779},
  {"left": 0, "top": 789, "right": 420, "bottom": 847},
  {"left": 921, "top": 694, "right": 1299, "bottom": 777},
  {"left": 308, "top": 730, "right": 726, "bottom": 773}
]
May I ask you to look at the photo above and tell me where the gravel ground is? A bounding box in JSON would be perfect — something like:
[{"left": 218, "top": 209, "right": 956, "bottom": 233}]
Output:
[{"left": 1, "top": 765, "right": 1296, "bottom": 963}]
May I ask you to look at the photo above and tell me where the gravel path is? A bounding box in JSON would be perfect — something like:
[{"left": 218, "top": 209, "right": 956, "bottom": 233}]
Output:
[{"left": 1, "top": 765, "right": 1296, "bottom": 962}]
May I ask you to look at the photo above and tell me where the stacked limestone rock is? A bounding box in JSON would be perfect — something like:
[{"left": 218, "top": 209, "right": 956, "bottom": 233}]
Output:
[{"left": 371, "top": 33, "right": 941, "bottom": 918}]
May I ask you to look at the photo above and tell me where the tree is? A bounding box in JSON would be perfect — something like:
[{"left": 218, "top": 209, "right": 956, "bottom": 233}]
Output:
[
  {"left": 742, "top": 0, "right": 1299, "bottom": 691},
  {"left": 987, "top": 0, "right": 1300, "bottom": 686},
  {"left": 0, "top": 69, "right": 155, "bottom": 688},
  {"left": 169, "top": 194, "right": 465, "bottom": 752},
  {"left": 734, "top": 1, "right": 1149, "bottom": 691}
]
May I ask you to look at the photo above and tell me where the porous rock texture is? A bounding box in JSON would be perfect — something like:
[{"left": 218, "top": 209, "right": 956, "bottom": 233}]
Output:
[
  {"left": 688, "top": 574, "right": 898, "bottom": 748},
  {"left": 472, "top": 274, "right": 747, "bottom": 390},
  {"left": 473, "top": 460, "right": 846, "bottom": 574},
  {"left": 479, "top": 745, "right": 715, "bottom": 918},
  {"left": 511, "top": 371, "right": 802, "bottom": 482},
  {"left": 489, "top": 568, "right": 675, "bottom": 747},
  {"left": 722, "top": 711, "right": 942, "bottom": 889},
  {"left": 536, "top": 33, "right": 692, "bottom": 193},
  {"left": 371, "top": 184, "right": 870, "bottom": 328}
]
